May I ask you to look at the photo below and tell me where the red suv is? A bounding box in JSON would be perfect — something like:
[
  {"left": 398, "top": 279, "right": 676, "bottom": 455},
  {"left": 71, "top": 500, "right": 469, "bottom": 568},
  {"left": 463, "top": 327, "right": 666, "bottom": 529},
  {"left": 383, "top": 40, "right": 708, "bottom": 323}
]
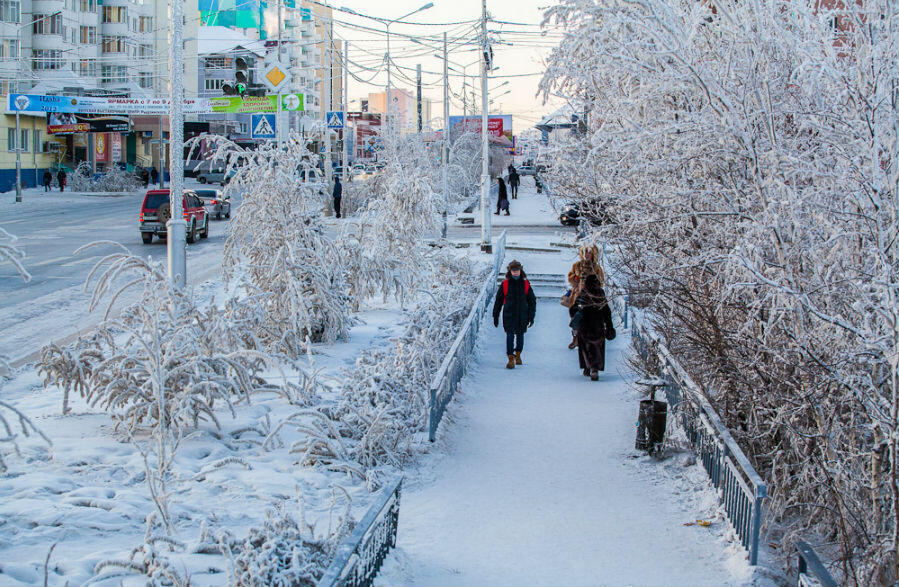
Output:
[{"left": 139, "top": 189, "right": 209, "bottom": 244}]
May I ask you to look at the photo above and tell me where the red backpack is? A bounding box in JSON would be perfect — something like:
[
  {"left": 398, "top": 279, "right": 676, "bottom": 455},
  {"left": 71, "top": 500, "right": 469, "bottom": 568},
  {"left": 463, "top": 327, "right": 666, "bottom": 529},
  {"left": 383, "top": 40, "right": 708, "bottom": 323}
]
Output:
[{"left": 502, "top": 279, "right": 530, "bottom": 297}]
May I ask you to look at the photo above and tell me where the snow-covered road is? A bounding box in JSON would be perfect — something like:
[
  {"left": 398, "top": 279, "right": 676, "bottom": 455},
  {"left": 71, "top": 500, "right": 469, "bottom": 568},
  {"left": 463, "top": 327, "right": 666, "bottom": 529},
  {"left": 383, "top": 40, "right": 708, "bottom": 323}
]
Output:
[{"left": 378, "top": 297, "right": 755, "bottom": 586}]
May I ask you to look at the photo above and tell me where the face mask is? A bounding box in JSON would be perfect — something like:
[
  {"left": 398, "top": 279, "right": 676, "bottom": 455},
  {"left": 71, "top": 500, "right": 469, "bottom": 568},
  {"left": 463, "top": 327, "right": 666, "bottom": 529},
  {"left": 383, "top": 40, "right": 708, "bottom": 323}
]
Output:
[{"left": 511, "top": 273, "right": 521, "bottom": 279}]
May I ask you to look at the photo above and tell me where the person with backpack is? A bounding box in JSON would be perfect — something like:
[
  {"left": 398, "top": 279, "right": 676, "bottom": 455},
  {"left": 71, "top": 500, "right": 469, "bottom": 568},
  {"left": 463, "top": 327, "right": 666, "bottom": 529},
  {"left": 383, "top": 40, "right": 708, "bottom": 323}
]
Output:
[
  {"left": 508, "top": 167, "right": 520, "bottom": 199},
  {"left": 493, "top": 259, "right": 537, "bottom": 369}
]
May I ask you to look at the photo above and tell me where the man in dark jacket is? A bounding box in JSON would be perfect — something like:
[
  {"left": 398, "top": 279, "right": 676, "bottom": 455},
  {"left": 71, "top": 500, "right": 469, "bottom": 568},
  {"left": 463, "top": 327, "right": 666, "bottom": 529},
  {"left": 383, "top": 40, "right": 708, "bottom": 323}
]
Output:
[
  {"left": 42, "top": 169, "right": 53, "bottom": 192},
  {"left": 56, "top": 168, "right": 67, "bottom": 192},
  {"left": 493, "top": 259, "right": 537, "bottom": 369},
  {"left": 332, "top": 175, "right": 342, "bottom": 218},
  {"left": 150, "top": 167, "right": 159, "bottom": 185},
  {"left": 508, "top": 167, "right": 520, "bottom": 198}
]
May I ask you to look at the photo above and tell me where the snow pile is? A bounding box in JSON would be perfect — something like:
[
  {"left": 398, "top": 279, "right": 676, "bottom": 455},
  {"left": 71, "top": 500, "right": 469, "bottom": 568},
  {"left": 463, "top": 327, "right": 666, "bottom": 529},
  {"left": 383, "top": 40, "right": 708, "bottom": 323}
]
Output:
[{"left": 540, "top": 0, "right": 899, "bottom": 581}]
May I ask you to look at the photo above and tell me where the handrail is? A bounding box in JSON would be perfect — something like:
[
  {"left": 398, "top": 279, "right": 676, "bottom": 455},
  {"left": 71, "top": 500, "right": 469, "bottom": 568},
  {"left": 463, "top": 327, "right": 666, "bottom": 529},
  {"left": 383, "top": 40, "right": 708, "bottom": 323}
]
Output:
[
  {"left": 795, "top": 541, "right": 838, "bottom": 587},
  {"left": 429, "top": 230, "right": 506, "bottom": 442},
  {"left": 601, "top": 248, "right": 766, "bottom": 565},
  {"left": 317, "top": 477, "right": 403, "bottom": 587}
]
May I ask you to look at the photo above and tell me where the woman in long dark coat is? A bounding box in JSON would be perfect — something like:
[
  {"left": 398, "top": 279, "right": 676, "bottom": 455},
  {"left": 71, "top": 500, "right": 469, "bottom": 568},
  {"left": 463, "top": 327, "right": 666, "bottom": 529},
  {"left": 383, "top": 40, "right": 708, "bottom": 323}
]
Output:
[{"left": 570, "top": 273, "right": 615, "bottom": 380}]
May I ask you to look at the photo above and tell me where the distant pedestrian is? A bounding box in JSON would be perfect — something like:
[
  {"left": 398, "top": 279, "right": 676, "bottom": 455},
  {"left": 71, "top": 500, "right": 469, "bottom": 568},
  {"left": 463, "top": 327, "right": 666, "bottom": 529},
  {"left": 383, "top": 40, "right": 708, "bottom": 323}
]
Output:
[
  {"left": 150, "top": 167, "right": 159, "bottom": 185},
  {"left": 534, "top": 171, "right": 543, "bottom": 194},
  {"left": 493, "top": 259, "right": 537, "bottom": 369},
  {"left": 42, "top": 169, "right": 52, "bottom": 192},
  {"left": 509, "top": 167, "right": 520, "bottom": 199},
  {"left": 140, "top": 167, "right": 150, "bottom": 187},
  {"left": 332, "top": 175, "right": 343, "bottom": 218},
  {"left": 57, "top": 168, "right": 67, "bottom": 192},
  {"left": 495, "top": 177, "right": 510, "bottom": 216}
]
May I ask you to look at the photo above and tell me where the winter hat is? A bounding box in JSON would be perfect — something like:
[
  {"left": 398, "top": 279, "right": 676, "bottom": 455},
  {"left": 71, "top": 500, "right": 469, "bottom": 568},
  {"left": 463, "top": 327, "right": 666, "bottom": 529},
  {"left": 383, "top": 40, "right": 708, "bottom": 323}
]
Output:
[{"left": 507, "top": 259, "right": 523, "bottom": 270}]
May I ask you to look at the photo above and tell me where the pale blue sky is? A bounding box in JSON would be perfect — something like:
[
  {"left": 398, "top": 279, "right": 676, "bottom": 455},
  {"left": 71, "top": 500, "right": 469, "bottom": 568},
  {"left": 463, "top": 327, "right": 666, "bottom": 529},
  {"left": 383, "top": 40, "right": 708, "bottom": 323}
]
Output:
[{"left": 331, "top": 1, "right": 565, "bottom": 129}]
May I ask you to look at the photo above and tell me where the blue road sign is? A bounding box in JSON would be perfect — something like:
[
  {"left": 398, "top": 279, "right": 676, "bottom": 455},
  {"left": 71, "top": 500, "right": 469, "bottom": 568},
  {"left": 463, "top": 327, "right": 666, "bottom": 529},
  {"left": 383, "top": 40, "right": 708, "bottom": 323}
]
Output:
[
  {"left": 326, "top": 111, "right": 344, "bottom": 129},
  {"left": 251, "top": 113, "right": 276, "bottom": 139}
]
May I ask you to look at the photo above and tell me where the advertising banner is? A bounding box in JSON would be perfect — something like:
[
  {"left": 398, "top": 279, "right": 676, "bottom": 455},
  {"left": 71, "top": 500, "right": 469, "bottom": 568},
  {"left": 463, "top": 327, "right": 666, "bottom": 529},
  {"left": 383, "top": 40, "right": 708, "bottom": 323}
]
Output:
[
  {"left": 111, "top": 132, "right": 122, "bottom": 162},
  {"left": 448, "top": 115, "right": 513, "bottom": 142},
  {"left": 47, "top": 113, "right": 131, "bottom": 135},
  {"left": 95, "top": 133, "right": 108, "bottom": 162},
  {"left": 10, "top": 93, "right": 304, "bottom": 115}
]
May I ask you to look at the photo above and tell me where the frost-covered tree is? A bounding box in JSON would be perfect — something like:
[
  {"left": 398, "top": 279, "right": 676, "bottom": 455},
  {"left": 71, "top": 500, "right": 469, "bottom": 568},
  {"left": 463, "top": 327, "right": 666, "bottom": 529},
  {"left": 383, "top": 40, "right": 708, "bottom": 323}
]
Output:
[
  {"left": 197, "top": 132, "right": 353, "bottom": 357},
  {"left": 540, "top": 0, "right": 899, "bottom": 583}
]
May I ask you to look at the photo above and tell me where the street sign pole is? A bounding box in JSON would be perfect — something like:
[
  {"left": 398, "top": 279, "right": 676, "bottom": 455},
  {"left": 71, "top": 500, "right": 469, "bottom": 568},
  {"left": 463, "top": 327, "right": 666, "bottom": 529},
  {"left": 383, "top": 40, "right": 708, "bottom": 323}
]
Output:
[{"left": 14, "top": 108, "right": 21, "bottom": 202}]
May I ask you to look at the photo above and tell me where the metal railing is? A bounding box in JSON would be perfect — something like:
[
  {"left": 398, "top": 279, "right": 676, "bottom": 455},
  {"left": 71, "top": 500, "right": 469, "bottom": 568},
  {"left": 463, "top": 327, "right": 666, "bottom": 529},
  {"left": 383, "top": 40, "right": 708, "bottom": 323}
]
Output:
[
  {"left": 630, "top": 320, "right": 767, "bottom": 565},
  {"left": 429, "top": 230, "right": 506, "bottom": 442},
  {"left": 796, "top": 541, "right": 838, "bottom": 587},
  {"left": 317, "top": 477, "right": 403, "bottom": 587}
]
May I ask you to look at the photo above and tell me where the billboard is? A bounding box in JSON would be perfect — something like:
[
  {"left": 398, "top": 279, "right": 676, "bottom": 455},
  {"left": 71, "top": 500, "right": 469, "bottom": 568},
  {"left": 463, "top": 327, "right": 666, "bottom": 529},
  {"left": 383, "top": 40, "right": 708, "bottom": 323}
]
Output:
[
  {"left": 47, "top": 113, "right": 130, "bottom": 135},
  {"left": 448, "top": 115, "right": 513, "bottom": 143},
  {"left": 11, "top": 93, "right": 304, "bottom": 115}
]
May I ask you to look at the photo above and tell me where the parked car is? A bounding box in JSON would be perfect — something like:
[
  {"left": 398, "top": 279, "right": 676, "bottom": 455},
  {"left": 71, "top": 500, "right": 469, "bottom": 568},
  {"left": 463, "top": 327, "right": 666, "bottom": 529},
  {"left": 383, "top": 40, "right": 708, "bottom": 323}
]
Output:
[
  {"left": 196, "top": 167, "right": 235, "bottom": 185},
  {"left": 139, "top": 189, "right": 209, "bottom": 244},
  {"left": 518, "top": 165, "right": 536, "bottom": 176},
  {"left": 559, "top": 198, "right": 612, "bottom": 227},
  {"left": 352, "top": 163, "right": 366, "bottom": 175},
  {"left": 194, "top": 188, "right": 231, "bottom": 220}
]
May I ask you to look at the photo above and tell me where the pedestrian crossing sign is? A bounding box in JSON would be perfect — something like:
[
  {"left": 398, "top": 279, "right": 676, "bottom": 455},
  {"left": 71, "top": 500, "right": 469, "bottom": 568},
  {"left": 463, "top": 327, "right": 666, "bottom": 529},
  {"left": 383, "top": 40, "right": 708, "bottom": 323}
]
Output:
[
  {"left": 327, "top": 111, "right": 343, "bottom": 129},
  {"left": 251, "top": 113, "right": 276, "bottom": 139}
]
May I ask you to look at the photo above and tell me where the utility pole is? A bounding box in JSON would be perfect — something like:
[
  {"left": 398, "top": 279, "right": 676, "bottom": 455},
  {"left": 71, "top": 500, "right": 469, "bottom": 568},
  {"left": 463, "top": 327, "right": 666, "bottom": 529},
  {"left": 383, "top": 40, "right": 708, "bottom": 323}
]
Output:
[
  {"left": 416, "top": 63, "right": 422, "bottom": 133},
  {"left": 276, "top": 0, "right": 283, "bottom": 144},
  {"left": 14, "top": 106, "right": 21, "bottom": 202},
  {"left": 479, "top": 0, "right": 491, "bottom": 253},
  {"left": 167, "top": 0, "right": 187, "bottom": 286},
  {"left": 441, "top": 32, "right": 448, "bottom": 239},
  {"left": 342, "top": 41, "right": 349, "bottom": 187},
  {"left": 158, "top": 115, "right": 165, "bottom": 188}
]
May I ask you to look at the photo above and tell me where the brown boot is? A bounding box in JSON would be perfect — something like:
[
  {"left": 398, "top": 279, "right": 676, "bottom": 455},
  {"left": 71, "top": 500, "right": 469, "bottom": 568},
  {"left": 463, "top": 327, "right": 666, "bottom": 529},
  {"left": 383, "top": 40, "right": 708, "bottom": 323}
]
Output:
[
  {"left": 590, "top": 370, "right": 599, "bottom": 381},
  {"left": 506, "top": 354, "right": 516, "bottom": 369},
  {"left": 514, "top": 351, "right": 522, "bottom": 365},
  {"left": 568, "top": 335, "right": 577, "bottom": 350}
]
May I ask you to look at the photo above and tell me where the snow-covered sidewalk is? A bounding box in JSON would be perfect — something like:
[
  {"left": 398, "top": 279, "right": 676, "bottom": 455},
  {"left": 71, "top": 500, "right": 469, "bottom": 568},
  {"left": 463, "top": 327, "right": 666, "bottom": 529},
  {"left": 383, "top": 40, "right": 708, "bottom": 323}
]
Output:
[{"left": 378, "top": 295, "right": 755, "bottom": 585}]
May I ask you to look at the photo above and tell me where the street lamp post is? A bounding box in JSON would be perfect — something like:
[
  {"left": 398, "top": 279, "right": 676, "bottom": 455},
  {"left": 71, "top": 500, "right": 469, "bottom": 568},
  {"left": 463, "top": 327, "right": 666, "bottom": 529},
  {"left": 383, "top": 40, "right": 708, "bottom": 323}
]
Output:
[
  {"left": 14, "top": 11, "right": 61, "bottom": 203},
  {"left": 167, "top": 0, "right": 187, "bottom": 287}
]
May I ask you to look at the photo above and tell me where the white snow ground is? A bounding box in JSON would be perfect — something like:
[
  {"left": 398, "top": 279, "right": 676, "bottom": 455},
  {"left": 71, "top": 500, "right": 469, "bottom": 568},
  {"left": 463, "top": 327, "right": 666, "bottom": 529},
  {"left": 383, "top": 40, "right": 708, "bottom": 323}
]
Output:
[{"left": 376, "top": 251, "right": 771, "bottom": 586}]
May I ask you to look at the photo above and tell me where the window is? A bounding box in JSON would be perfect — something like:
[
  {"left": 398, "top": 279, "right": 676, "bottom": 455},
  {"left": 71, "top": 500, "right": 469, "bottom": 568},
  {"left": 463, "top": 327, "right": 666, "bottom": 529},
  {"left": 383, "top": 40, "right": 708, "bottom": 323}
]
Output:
[
  {"left": 33, "top": 13, "right": 62, "bottom": 35},
  {"left": 138, "top": 44, "right": 152, "bottom": 58},
  {"left": 0, "top": 39, "right": 18, "bottom": 59},
  {"left": 32, "top": 49, "right": 64, "bottom": 70},
  {"left": 204, "top": 57, "right": 231, "bottom": 70},
  {"left": 33, "top": 130, "right": 40, "bottom": 152},
  {"left": 205, "top": 78, "right": 225, "bottom": 91},
  {"left": 0, "top": 0, "right": 20, "bottom": 23},
  {"left": 8, "top": 128, "right": 28, "bottom": 152},
  {"left": 79, "top": 58, "right": 97, "bottom": 77},
  {"left": 139, "top": 72, "right": 153, "bottom": 88},
  {"left": 101, "top": 64, "right": 127, "bottom": 83},
  {"left": 79, "top": 26, "right": 96, "bottom": 44},
  {"left": 102, "top": 36, "right": 126, "bottom": 53},
  {"left": 101, "top": 6, "right": 126, "bottom": 23},
  {"left": 79, "top": 0, "right": 97, "bottom": 12},
  {"left": 139, "top": 16, "right": 153, "bottom": 32}
]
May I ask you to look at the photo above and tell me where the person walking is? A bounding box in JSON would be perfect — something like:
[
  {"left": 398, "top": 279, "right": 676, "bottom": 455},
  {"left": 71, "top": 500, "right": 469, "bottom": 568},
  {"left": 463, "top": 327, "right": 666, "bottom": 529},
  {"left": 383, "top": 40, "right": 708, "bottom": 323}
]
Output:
[
  {"left": 569, "top": 272, "right": 615, "bottom": 381},
  {"left": 508, "top": 167, "right": 520, "bottom": 199},
  {"left": 56, "top": 168, "right": 67, "bottom": 192},
  {"left": 493, "top": 260, "right": 537, "bottom": 369},
  {"left": 42, "top": 169, "right": 53, "bottom": 192},
  {"left": 495, "top": 177, "right": 510, "bottom": 216},
  {"left": 150, "top": 167, "right": 159, "bottom": 186},
  {"left": 332, "top": 175, "right": 343, "bottom": 218}
]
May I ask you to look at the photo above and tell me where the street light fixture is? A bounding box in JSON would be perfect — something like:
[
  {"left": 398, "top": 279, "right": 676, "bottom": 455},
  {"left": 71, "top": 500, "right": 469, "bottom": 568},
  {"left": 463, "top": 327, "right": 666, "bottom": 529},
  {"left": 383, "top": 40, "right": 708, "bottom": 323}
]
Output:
[
  {"left": 13, "top": 10, "right": 62, "bottom": 203},
  {"left": 340, "top": 3, "right": 434, "bottom": 130}
]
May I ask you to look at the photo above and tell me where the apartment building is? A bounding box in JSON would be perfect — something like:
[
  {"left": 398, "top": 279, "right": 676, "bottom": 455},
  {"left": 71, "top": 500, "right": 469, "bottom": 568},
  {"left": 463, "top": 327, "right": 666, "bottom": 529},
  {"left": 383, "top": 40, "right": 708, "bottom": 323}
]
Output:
[
  {"left": 367, "top": 88, "right": 433, "bottom": 135},
  {"left": 0, "top": 0, "right": 198, "bottom": 189}
]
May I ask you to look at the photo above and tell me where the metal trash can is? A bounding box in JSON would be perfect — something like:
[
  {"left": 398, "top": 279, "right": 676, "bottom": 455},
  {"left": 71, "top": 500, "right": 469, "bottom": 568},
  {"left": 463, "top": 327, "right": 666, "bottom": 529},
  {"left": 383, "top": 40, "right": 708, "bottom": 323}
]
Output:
[{"left": 635, "top": 399, "right": 667, "bottom": 452}]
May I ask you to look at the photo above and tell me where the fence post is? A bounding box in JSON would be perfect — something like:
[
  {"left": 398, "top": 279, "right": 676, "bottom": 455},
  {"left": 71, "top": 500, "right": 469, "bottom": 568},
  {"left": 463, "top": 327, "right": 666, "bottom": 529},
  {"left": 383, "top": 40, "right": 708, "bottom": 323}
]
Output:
[
  {"left": 749, "top": 483, "right": 766, "bottom": 566},
  {"left": 429, "top": 386, "right": 437, "bottom": 442}
]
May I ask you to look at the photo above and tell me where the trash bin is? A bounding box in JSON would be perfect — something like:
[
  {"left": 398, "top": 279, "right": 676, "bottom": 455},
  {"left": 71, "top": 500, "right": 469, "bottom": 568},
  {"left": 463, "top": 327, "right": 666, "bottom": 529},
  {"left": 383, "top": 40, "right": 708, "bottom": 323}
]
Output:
[{"left": 635, "top": 399, "right": 667, "bottom": 452}]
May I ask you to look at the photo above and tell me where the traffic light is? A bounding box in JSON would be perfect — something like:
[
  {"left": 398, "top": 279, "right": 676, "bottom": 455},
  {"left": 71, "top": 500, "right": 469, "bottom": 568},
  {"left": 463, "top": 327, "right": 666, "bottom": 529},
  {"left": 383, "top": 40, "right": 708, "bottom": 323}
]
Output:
[{"left": 234, "top": 57, "right": 249, "bottom": 96}]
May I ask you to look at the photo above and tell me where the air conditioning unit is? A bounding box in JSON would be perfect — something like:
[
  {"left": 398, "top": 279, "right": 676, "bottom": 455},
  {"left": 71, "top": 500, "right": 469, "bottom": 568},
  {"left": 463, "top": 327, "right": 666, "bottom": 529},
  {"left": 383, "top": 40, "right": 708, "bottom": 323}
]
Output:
[{"left": 43, "top": 141, "right": 61, "bottom": 153}]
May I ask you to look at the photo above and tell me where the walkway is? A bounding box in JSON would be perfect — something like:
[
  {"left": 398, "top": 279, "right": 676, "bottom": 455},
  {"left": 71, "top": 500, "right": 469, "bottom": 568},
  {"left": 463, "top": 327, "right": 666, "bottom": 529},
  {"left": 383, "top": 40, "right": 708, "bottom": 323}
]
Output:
[{"left": 377, "top": 286, "right": 754, "bottom": 585}]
